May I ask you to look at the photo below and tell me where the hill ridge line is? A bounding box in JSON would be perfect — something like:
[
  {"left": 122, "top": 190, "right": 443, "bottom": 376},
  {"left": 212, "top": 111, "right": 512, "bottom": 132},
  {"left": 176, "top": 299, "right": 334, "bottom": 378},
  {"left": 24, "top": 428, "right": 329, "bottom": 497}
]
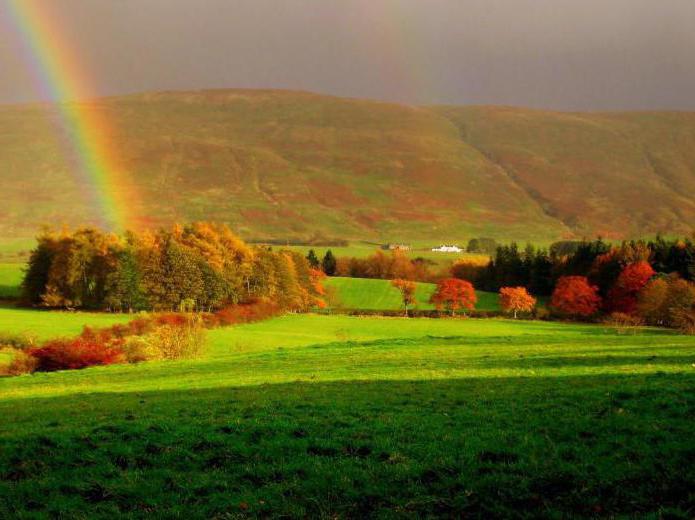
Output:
[{"left": 444, "top": 116, "right": 574, "bottom": 234}]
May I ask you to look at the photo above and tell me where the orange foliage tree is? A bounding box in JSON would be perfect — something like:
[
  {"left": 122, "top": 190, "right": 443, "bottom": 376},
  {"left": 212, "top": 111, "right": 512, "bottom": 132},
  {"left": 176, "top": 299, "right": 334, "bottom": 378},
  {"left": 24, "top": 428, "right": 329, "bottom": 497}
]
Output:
[
  {"left": 430, "top": 278, "right": 477, "bottom": 316},
  {"left": 309, "top": 268, "right": 327, "bottom": 309},
  {"left": 550, "top": 276, "right": 601, "bottom": 318},
  {"left": 607, "top": 261, "right": 655, "bottom": 314},
  {"left": 499, "top": 286, "right": 536, "bottom": 318},
  {"left": 391, "top": 279, "right": 417, "bottom": 316}
]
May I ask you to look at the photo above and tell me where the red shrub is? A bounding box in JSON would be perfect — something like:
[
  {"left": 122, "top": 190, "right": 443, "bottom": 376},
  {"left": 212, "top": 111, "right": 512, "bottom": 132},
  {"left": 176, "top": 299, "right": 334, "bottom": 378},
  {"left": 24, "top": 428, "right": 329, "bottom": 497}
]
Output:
[
  {"left": 80, "top": 326, "right": 115, "bottom": 344},
  {"left": 551, "top": 276, "right": 602, "bottom": 318},
  {"left": 127, "top": 318, "right": 155, "bottom": 336},
  {"left": 28, "top": 337, "right": 125, "bottom": 372},
  {"left": 214, "top": 299, "right": 281, "bottom": 326},
  {"left": 607, "top": 261, "right": 655, "bottom": 314},
  {"left": 154, "top": 313, "right": 190, "bottom": 327}
]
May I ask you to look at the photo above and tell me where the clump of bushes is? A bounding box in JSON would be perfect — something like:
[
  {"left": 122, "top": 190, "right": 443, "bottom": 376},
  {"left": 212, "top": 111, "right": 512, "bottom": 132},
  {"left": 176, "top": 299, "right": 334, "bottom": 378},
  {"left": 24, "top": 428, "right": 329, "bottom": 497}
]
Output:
[
  {"left": 603, "top": 312, "right": 644, "bottom": 332},
  {"left": 672, "top": 309, "right": 695, "bottom": 335},
  {"left": 28, "top": 337, "right": 126, "bottom": 372},
  {"left": 21, "top": 314, "right": 207, "bottom": 372},
  {"left": 211, "top": 298, "right": 281, "bottom": 326},
  {"left": 121, "top": 336, "right": 163, "bottom": 363},
  {"left": 152, "top": 318, "right": 206, "bottom": 360},
  {"left": 121, "top": 315, "right": 207, "bottom": 362},
  {"left": 1, "top": 298, "right": 283, "bottom": 377},
  {"left": 0, "top": 348, "right": 39, "bottom": 376}
]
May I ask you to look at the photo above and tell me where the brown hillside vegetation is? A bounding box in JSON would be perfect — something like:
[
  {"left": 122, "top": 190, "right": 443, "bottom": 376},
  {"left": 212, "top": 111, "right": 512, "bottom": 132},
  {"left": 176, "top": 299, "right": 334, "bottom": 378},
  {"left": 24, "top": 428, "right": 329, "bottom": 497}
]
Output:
[
  {"left": 436, "top": 105, "right": 695, "bottom": 238},
  {"left": 1, "top": 89, "right": 693, "bottom": 241}
]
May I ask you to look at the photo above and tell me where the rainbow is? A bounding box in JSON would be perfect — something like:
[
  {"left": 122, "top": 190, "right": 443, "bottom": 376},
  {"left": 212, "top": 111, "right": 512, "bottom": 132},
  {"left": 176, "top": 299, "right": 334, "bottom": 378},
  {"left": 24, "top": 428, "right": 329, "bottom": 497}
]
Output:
[{"left": 4, "top": 0, "right": 137, "bottom": 231}]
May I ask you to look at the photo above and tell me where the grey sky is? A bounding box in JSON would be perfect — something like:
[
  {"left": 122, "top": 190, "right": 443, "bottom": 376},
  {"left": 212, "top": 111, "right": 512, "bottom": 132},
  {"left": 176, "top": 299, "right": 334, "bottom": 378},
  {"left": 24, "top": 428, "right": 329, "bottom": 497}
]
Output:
[{"left": 1, "top": 0, "right": 694, "bottom": 110}]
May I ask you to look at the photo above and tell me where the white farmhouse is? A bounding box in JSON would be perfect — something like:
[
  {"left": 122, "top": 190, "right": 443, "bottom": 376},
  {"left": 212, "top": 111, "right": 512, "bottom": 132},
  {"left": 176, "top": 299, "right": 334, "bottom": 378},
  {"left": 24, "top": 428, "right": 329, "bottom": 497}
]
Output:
[{"left": 431, "top": 244, "right": 463, "bottom": 253}]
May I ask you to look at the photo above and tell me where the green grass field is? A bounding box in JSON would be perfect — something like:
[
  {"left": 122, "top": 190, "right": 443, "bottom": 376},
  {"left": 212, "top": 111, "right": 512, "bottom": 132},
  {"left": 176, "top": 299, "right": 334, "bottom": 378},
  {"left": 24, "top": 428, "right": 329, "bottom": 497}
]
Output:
[
  {"left": 325, "top": 276, "right": 499, "bottom": 311},
  {"left": 0, "top": 263, "right": 24, "bottom": 299},
  {"left": 1, "top": 311, "right": 694, "bottom": 517},
  {"left": 0, "top": 306, "right": 133, "bottom": 341}
]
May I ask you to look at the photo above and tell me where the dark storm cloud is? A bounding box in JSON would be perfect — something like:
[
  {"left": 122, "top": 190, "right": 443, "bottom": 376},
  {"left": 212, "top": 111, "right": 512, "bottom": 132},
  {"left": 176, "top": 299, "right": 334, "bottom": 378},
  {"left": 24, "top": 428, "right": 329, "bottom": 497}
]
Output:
[{"left": 0, "top": 0, "right": 693, "bottom": 109}]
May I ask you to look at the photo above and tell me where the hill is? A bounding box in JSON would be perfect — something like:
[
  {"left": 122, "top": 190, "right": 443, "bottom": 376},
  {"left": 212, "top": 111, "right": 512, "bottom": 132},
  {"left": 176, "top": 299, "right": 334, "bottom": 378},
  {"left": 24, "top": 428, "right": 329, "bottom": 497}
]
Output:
[{"left": 1, "top": 89, "right": 694, "bottom": 241}]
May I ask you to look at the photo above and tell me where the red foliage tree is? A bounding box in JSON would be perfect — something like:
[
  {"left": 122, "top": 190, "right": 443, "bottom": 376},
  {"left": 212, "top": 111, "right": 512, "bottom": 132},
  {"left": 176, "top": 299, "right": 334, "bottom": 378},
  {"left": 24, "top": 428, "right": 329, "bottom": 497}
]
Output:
[
  {"left": 551, "top": 276, "right": 602, "bottom": 318},
  {"left": 430, "top": 278, "right": 477, "bottom": 316},
  {"left": 607, "top": 261, "right": 655, "bottom": 314},
  {"left": 499, "top": 286, "right": 536, "bottom": 318}
]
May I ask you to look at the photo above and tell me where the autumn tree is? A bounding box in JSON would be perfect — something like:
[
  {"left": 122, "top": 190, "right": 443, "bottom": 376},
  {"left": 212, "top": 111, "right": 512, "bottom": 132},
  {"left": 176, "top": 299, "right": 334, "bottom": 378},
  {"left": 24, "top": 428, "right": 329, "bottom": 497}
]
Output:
[
  {"left": 430, "top": 278, "right": 477, "bottom": 316},
  {"left": 104, "top": 248, "right": 145, "bottom": 312},
  {"left": 159, "top": 239, "right": 205, "bottom": 311},
  {"left": 499, "top": 286, "right": 536, "bottom": 318},
  {"left": 637, "top": 275, "right": 695, "bottom": 329},
  {"left": 21, "top": 230, "right": 58, "bottom": 305},
  {"left": 607, "top": 261, "right": 655, "bottom": 314},
  {"left": 273, "top": 253, "right": 305, "bottom": 310},
  {"left": 550, "top": 276, "right": 601, "bottom": 318},
  {"left": 309, "top": 268, "right": 327, "bottom": 308},
  {"left": 391, "top": 279, "right": 417, "bottom": 316}
]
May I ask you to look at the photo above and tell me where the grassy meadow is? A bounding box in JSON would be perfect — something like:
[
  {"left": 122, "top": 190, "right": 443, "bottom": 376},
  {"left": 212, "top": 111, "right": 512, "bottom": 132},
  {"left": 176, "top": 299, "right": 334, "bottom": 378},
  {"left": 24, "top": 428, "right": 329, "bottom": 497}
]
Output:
[
  {"left": 0, "top": 263, "right": 23, "bottom": 300},
  {"left": 325, "top": 276, "right": 500, "bottom": 311},
  {"left": 0, "top": 306, "right": 132, "bottom": 342},
  {"left": 1, "top": 311, "right": 694, "bottom": 517}
]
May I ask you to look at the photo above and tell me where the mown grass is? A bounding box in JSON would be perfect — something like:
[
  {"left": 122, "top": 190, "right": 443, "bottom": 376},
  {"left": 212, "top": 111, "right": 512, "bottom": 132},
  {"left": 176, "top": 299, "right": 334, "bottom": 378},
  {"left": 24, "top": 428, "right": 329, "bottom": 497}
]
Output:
[
  {"left": 325, "top": 276, "right": 499, "bottom": 311},
  {"left": 1, "top": 313, "right": 694, "bottom": 517}
]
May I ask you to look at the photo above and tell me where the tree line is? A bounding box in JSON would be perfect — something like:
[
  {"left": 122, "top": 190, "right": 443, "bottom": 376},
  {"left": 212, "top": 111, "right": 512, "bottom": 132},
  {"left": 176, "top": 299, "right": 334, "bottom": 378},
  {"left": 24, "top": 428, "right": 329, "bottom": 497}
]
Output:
[
  {"left": 309, "top": 236, "right": 694, "bottom": 331},
  {"left": 22, "top": 222, "right": 325, "bottom": 312},
  {"left": 462, "top": 237, "right": 694, "bottom": 296}
]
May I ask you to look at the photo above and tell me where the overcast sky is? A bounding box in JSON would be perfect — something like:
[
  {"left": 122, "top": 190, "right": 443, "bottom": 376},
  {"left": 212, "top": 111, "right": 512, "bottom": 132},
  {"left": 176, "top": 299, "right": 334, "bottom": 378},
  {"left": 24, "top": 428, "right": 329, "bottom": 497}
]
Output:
[{"left": 1, "top": 0, "right": 694, "bottom": 110}]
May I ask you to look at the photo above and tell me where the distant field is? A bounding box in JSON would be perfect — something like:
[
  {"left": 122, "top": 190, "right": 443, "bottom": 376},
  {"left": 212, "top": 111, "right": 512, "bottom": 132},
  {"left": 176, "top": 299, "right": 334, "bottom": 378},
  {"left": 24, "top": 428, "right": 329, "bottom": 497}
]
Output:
[
  {"left": 0, "top": 313, "right": 693, "bottom": 517},
  {"left": 325, "top": 276, "right": 499, "bottom": 311},
  {"left": 270, "top": 243, "right": 490, "bottom": 267},
  {"left": 0, "top": 263, "right": 23, "bottom": 299},
  {"left": 0, "top": 238, "right": 34, "bottom": 263}
]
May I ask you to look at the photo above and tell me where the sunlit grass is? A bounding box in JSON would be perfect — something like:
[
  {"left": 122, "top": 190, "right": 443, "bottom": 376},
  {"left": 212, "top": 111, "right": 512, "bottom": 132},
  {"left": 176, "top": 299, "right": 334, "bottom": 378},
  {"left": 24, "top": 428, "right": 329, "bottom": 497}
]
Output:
[{"left": 0, "top": 312, "right": 693, "bottom": 517}]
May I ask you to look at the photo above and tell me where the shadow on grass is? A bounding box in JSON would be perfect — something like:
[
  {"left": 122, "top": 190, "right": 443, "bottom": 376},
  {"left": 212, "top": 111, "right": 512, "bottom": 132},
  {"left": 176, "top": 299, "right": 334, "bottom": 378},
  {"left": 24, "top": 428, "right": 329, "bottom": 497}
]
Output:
[
  {"left": 0, "top": 373, "right": 693, "bottom": 518},
  {"left": 0, "top": 285, "right": 19, "bottom": 300},
  {"left": 480, "top": 354, "right": 695, "bottom": 369}
]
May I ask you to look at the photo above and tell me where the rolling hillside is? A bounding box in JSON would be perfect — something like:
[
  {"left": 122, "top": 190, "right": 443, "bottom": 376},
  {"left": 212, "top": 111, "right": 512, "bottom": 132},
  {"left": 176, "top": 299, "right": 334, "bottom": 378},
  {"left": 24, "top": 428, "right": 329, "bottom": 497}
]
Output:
[{"left": 1, "top": 89, "right": 694, "bottom": 241}]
